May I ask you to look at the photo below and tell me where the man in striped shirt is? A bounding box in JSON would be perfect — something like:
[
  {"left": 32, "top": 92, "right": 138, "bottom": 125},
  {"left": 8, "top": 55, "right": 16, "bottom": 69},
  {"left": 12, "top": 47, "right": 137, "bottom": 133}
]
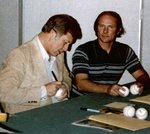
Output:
[{"left": 72, "top": 11, "right": 149, "bottom": 97}]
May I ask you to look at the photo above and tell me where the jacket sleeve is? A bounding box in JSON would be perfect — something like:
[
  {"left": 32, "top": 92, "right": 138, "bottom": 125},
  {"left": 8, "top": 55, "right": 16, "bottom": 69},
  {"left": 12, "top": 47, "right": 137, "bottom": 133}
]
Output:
[
  {"left": 0, "top": 48, "right": 42, "bottom": 106},
  {"left": 57, "top": 53, "right": 71, "bottom": 96},
  {"left": 62, "top": 63, "right": 71, "bottom": 96}
]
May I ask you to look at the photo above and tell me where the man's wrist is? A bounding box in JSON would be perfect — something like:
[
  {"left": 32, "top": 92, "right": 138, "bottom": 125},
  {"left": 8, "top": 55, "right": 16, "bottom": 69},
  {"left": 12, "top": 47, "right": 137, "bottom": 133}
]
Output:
[{"left": 106, "top": 85, "right": 111, "bottom": 94}]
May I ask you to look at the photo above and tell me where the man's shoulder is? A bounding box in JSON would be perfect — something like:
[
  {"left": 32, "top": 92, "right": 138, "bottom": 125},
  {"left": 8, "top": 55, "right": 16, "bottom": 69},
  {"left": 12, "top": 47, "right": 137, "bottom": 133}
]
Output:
[
  {"left": 7, "top": 37, "right": 39, "bottom": 61},
  {"left": 76, "top": 40, "right": 96, "bottom": 49},
  {"left": 17, "top": 37, "right": 38, "bottom": 53},
  {"left": 115, "top": 41, "right": 130, "bottom": 48},
  {"left": 115, "top": 41, "right": 132, "bottom": 51}
]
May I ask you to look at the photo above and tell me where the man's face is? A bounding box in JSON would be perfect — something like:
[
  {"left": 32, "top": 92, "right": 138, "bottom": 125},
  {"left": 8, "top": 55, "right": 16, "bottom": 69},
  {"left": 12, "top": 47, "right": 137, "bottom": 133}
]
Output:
[
  {"left": 48, "top": 31, "right": 73, "bottom": 56},
  {"left": 97, "top": 15, "right": 119, "bottom": 44}
]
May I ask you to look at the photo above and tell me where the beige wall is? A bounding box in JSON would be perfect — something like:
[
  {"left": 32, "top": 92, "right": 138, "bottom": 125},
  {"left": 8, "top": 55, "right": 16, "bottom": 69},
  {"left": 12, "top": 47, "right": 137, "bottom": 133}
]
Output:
[
  {"left": 0, "top": 0, "right": 150, "bottom": 83},
  {"left": 0, "top": 0, "right": 22, "bottom": 64},
  {"left": 142, "top": 0, "right": 150, "bottom": 75},
  {"left": 21, "top": 0, "right": 143, "bottom": 84}
]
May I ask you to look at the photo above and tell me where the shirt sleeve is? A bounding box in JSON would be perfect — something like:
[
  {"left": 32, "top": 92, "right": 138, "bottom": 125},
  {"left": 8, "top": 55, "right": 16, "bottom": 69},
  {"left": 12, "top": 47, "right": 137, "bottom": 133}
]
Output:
[
  {"left": 40, "top": 86, "right": 47, "bottom": 101},
  {"left": 125, "top": 47, "right": 142, "bottom": 74},
  {"left": 72, "top": 48, "right": 89, "bottom": 75}
]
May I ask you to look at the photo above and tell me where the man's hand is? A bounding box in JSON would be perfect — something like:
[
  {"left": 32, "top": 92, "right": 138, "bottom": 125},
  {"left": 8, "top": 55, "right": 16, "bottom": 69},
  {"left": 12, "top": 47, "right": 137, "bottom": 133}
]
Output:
[
  {"left": 107, "top": 84, "right": 125, "bottom": 97},
  {"left": 45, "top": 81, "right": 68, "bottom": 100}
]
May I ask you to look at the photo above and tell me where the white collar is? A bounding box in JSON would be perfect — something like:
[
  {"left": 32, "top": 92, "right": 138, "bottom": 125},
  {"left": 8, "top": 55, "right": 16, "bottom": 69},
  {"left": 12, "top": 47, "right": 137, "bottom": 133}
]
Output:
[
  {"left": 36, "top": 36, "right": 56, "bottom": 62},
  {"left": 36, "top": 36, "right": 49, "bottom": 61}
]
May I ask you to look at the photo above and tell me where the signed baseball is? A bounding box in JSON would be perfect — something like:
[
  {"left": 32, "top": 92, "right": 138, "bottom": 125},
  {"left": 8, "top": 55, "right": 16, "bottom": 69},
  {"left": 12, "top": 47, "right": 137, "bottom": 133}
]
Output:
[
  {"left": 130, "top": 84, "right": 139, "bottom": 95},
  {"left": 135, "top": 108, "right": 148, "bottom": 120},
  {"left": 119, "top": 86, "right": 129, "bottom": 97},
  {"left": 55, "top": 88, "right": 63, "bottom": 98},
  {"left": 123, "top": 106, "right": 135, "bottom": 117}
]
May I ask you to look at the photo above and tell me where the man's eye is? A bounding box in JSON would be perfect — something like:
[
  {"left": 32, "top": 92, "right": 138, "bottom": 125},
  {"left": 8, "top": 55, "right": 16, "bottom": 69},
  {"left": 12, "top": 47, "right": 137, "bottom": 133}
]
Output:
[
  {"left": 99, "top": 25, "right": 104, "bottom": 28},
  {"left": 64, "top": 42, "right": 69, "bottom": 45},
  {"left": 108, "top": 26, "right": 113, "bottom": 28}
]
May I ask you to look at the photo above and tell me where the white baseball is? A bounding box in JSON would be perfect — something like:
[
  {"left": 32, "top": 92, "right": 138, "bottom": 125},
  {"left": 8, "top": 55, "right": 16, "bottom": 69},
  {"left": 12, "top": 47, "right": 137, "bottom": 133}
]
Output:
[
  {"left": 119, "top": 86, "right": 129, "bottom": 97},
  {"left": 55, "top": 88, "right": 63, "bottom": 98},
  {"left": 130, "top": 84, "right": 139, "bottom": 95},
  {"left": 135, "top": 108, "right": 148, "bottom": 120},
  {"left": 123, "top": 106, "right": 135, "bottom": 117}
]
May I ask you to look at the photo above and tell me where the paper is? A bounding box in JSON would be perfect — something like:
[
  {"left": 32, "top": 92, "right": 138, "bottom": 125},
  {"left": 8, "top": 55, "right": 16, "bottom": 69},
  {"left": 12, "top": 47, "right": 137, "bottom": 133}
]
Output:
[
  {"left": 72, "top": 118, "right": 119, "bottom": 132},
  {"left": 130, "top": 94, "right": 150, "bottom": 104},
  {"left": 0, "top": 127, "right": 14, "bottom": 133},
  {"left": 104, "top": 102, "right": 134, "bottom": 109},
  {"left": 88, "top": 113, "right": 150, "bottom": 131},
  {"left": 0, "top": 123, "right": 21, "bottom": 133}
]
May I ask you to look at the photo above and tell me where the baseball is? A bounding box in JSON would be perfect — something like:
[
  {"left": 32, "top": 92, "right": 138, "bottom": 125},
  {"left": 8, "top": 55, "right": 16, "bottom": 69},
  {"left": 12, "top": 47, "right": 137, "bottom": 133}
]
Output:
[
  {"left": 119, "top": 86, "right": 129, "bottom": 97},
  {"left": 135, "top": 108, "right": 148, "bottom": 120},
  {"left": 55, "top": 88, "right": 63, "bottom": 98},
  {"left": 123, "top": 106, "right": 135, "bottom": 117},
  {"left": 130, "top": 84, "right": 139, "bottom": 95}
]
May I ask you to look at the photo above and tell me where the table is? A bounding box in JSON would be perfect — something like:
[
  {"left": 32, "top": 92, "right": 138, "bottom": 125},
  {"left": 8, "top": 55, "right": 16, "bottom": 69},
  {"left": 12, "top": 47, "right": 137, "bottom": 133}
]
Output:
[{"left": 4, "top": 93, "right": 150, "bottom": 134}]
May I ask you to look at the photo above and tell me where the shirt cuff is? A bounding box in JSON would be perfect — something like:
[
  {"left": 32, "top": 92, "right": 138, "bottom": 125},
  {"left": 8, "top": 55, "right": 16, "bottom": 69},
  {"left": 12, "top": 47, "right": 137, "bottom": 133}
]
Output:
[{"left": 41, "top": 85, "right": 47, "bottom": 101}]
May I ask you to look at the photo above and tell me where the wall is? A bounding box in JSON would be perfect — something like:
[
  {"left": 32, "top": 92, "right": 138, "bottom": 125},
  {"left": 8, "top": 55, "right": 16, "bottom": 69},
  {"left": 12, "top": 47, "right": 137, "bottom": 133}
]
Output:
[
  {"left": 1, "top": 0, "right": 150, "bottom": 84},
  {"left": 0, "top": 0, "right": 22, "bottom": 64},
  {"left": 142, "top": 0, "right": 150, "bottom": 74},
  {"left": 22, "top": 0, "right": 142, "bottom": 84}
]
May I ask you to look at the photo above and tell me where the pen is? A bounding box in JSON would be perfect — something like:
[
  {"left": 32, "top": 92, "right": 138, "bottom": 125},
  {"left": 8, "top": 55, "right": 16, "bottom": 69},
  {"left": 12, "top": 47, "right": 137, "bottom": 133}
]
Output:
[
  {"left": 51, "top": 71, "right": 58, "bottom": 81},
  {"left": 80, "top": 107, "right": 100, "bottom": 113}
]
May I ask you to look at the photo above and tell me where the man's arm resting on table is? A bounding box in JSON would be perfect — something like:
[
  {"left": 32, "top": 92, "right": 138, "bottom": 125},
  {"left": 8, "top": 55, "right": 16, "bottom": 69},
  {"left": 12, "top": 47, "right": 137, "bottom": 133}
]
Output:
[{"left": 132, "top": 68, "right": 150, "bottom": 89}]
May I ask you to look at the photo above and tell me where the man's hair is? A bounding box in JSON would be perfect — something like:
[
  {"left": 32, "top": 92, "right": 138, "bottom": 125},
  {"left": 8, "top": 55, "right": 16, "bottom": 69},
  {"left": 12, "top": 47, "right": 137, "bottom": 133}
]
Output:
[
  {"left": 42, "top": 14, "right": 82, "bottom": 43},
  {"left": 94, "top": 11, "right": 125, "bottom": 37}
]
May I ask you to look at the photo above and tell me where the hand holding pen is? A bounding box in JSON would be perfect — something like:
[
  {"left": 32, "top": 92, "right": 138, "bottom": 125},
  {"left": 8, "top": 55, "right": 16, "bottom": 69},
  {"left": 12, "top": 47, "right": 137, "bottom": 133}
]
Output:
[
  {"left": 45, "top": 81, "right": 62, "bottom": 96},
  {"left": 45, "top": 71, "right": 68, "bottom": 100}
]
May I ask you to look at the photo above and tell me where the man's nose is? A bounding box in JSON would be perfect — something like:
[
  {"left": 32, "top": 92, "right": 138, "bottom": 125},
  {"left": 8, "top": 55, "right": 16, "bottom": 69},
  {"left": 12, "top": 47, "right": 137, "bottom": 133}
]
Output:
[
  {"left": 103, "top": 27, "right": 108, "bottom": 33},
  {"left": 63, "top": 45, "right": 69, "bottom": 51}
]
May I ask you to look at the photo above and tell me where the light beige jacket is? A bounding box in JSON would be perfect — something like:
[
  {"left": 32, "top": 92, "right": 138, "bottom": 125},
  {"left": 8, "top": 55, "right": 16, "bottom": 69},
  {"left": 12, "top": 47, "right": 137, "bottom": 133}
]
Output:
[{"left": 0, "top": 36, "right": 71, "bottom": 114}]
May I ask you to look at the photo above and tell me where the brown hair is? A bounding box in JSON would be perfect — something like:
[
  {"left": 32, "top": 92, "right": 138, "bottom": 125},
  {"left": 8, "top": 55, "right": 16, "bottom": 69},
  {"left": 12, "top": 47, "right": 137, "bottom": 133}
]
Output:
[
  {"left": 42, "top": 14, "right": 82, "bottom": 43},
  {"left": 94, "top": 11, "right": 125, "bottom": 37}
]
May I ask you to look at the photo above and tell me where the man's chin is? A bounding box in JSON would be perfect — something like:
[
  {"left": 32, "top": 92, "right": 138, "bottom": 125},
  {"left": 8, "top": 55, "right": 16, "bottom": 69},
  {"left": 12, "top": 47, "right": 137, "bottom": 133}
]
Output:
[{"left": 55, "top": 52, "right": 61, "bottom": 56}]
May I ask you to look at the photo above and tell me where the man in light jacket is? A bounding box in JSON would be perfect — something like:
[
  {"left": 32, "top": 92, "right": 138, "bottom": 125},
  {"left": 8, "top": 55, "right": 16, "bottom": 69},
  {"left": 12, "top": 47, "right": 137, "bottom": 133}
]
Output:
[{"left": 0, "top": 14, "right": 82, "bottom": 114}]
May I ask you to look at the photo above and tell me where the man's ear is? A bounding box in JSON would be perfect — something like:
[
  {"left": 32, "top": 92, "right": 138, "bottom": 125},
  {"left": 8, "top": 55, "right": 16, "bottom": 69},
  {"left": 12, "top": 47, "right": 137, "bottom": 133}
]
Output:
[
  {"left": 117, "top": 28, "right": 122, "bottom": 36},
  {"left": 48, "top": 29, "right": 58, "bottom": 40},
  {"left": 51, "top": 29, "right": 57, "bottom": 36},
  {"left": 51, "top": 28, "right": 61, "bottom": 40}
]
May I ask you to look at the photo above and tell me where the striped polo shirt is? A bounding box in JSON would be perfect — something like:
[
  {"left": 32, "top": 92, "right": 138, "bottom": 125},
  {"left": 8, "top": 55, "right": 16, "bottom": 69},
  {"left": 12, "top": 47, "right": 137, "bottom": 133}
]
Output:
[{"left": 72, "top": 39, "right": 142, "bottom": 95}]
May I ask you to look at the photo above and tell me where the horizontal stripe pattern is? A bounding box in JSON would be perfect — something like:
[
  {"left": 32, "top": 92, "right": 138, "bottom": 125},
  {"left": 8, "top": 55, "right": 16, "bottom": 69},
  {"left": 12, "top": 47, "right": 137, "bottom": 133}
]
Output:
[{"left": 72, "top": 40, "right": 142, "bottom": 95}]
